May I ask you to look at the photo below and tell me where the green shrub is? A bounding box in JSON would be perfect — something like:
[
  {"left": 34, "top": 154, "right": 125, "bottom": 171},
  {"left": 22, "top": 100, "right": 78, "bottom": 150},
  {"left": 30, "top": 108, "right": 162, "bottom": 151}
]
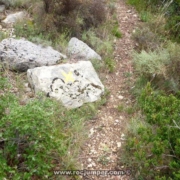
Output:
[
  {"left": 111, "top": 24, "right": 122, "bottom": 38},
  {"left": 0, "top": 31, "right": 8, "bottom": 42},
  {"left": 0, "top": 77, "right": 101, "bottom": 179},
  {"left": 132, "top": 27, "right": 162, "bottom": 52},
  {"left": 133, "top": 42, "right": 180, "bottom": 93},
  {"left": 128, "top": 0, "right": 180, "bottom": 42},
  {"left": 140, "top": 11, "right": 152, "bottom": 22},
  {"left": 122, "top": 83, "right": 180, "bottom": 179}
]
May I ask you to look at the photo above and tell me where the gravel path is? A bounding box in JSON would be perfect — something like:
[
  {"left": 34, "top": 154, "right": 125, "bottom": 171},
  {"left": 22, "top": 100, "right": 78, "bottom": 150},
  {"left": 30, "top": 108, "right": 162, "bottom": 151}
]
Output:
[{"left": 79, "top": 1, "right": 140, "bottom": 179}]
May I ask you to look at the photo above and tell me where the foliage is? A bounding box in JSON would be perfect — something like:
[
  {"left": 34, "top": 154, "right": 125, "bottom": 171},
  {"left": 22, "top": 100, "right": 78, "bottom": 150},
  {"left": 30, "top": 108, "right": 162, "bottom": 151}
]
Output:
[
  {"left": 122, "top": 83, "right": 180, "bottom": 179},
  {"left": 127, "top": 0, "right": 180, "bottom": 42},
  {"left": 0, "top": 76, "right": 102, "bottom": 179},
  {"left": 0, "top": 31, "right": 8, "bottom": 42},
  {"left": 81, "top": 25, "right": 115, "bottom": 73},
  {"left": 133, "top": 42, "right": 180, "bottom": 93},
  {"left": 132, "top": 26, "right": 162, "bottom": 52},
  {"left": 14, "top": 19, "right": 53, "bottom": 45},
  {"left": 40, "top": 0, "right": 106, "bottom": 37},
  {"left": 132, "top": 27, "right": 162, "bottom": 52},
  {"left": 111, "top": 23, "right": 122, "bottom": 38}
]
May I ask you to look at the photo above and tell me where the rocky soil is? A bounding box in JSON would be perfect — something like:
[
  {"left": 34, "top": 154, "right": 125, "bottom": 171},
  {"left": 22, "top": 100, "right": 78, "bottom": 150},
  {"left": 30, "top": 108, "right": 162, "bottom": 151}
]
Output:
[{"left": 79, "top": 0, "right": 140, "bottom": 179}]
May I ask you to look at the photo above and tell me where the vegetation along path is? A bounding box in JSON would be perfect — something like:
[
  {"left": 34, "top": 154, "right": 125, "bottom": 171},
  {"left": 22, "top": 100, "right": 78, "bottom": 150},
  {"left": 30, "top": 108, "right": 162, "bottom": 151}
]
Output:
[{"left": 79, "top": 1, "right": 140, "bottom": 179}]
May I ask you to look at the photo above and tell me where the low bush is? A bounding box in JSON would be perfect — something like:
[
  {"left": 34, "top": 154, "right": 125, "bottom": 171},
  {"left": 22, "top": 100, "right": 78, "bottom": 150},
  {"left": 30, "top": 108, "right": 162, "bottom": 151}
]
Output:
[
  {"left": 128, "top": 0, "right": 180, "bottom": 42},
  {"left": 132, "top": 26, "right": 162, "bottom": 52},
  {"left": 121, "top": 83, "right": 180, "bottom": 179},
  {"left": 133, "top": 42, "right": 180, "bottom": 93},
  {"left": 39, "top": 0, "right": 106, "bottom": 37},
  {"left": 0, "top": 76, "right": 100, "bottom": 179},
  {"left": 111, "top": 23, "right": 122, "bottom": 38}
]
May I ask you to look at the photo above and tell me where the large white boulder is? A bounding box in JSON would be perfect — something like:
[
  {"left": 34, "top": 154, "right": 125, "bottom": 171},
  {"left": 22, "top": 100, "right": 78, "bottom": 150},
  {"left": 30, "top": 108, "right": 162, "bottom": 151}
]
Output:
[
  {"left": 68, "top": 37, "right": 101, "bottom": 61},
  {"left": 27, "top": 61, "right": 104, "bottom": 108},
  {"left": 0, "top": 38, "right": 67, "bottom": 71}
]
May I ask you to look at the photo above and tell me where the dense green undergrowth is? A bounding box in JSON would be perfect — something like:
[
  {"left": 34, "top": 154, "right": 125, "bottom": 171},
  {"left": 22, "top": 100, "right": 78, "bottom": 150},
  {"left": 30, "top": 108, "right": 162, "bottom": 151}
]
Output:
[
  {"left": 0, "top": 0, "right": 118, "bottom": 179},
  {"left": 0, "top": 74, "right": 108, "bottom": 179},
  {"left": 122, "top": 83, "right": 180, "bottom": 179},
  {"left": 119, "top": 0, "right": 180, "bottom": 179}
]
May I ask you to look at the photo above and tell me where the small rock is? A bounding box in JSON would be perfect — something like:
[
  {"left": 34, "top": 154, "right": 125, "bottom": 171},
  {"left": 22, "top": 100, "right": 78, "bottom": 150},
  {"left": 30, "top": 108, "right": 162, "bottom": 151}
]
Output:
[
  {"left": 24, "top": 83, "right": 29, "bottom": 88},
  {"left": 89, "top": 128, "right": 95, "bottom": 137},
  {"left": 117, "top": 142, "right": 121, "bottom": 148},
  {"left": 118, "top": 95, "right": 124, "bottom": 100},
  {"left": 121, "top": 134, "right": 125, "bottom": 140},
  {"left": 115, "top": 119, "right": 119, "bottom": 123},
  {"left": 92, "top": 162, "right": 96, "bottom": 167},
  {"left": 87, "top": 158, "right": 92, "bottom": 163},
  {"left": 87, "top": 164, "right": 93, "bottom": 168},
  {"left": 127, "top": 10, "right": 132, "bottom": 13},
  {"left": 25, "top": 87, "right": 31, "bottom": 93},
  {"left": 90, "top": 149, "right": 97, "bottom": 154},
  {"left": 120, "top": 116, "right": 123, "bottom": 120}
]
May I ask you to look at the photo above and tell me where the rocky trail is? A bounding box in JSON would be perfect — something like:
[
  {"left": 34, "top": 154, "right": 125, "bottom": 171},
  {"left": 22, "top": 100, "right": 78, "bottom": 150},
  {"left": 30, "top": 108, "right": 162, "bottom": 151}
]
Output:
[{"left": 79, "top": 1, "right": 140, "bottom": 179}]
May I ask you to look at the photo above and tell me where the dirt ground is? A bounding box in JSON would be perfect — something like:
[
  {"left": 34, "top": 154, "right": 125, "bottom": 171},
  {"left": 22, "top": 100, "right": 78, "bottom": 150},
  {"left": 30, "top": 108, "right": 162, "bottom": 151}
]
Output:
[{"left": 79, "top": 0, "right": 140, "bottom": 179}]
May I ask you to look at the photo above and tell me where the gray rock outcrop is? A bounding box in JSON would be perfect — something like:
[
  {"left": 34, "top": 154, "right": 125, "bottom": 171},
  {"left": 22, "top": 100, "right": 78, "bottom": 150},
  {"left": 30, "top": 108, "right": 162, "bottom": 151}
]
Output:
[
  {"left": 27, "top": 61, "right": 104, "bottom": 108},
  {"left": 0, "top": 38, "right": 67, "bottom": 71},
  {"left": 68, "top": 37, "right": 102, "bottom": 61}
]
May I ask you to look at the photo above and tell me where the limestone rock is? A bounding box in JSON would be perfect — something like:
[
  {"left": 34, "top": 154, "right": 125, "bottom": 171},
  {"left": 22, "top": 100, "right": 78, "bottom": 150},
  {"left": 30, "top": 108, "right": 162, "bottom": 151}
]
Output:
[
  {"left": 2, "top": 11, "right": 27, "bottom": 25},
  {"left": 27, "top": 61, "right": 104, "bottom": 108},
  {"left": 68, "top": 37, "right": 101, "bottom": 61},
  {"left": 0, "top": 38, "right": 67, "bottom": 71}
]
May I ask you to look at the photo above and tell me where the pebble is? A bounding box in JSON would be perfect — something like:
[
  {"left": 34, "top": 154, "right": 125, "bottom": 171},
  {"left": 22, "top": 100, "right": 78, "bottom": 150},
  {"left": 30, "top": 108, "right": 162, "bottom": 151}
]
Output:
[
  {"left": 88, "top": 158, "right": 92, "bottom": 162},
  {"left": 89, "top": 128, "right": 95, "bottom": 137},
  {"left": 24, "top": 83, "right": 29, "bottom": 88},
  {"left": 89, "top": 149, "right": 97, "bottom": 154},
  {"left": 87, "top": 164, "right": 93, "bottom": 168},
  {"left": 25, "top": 87, "right": 31, "bottom": 92},
  {"left": 118, "top": 95, "right": 124, "bottom": 100},
  {"left": 121, "top": 134, "right": 126, "bottom": 140},
  {"left": 117, "top": 142, "right": 122, "bottom": 148},
  {"left": 92, "top": 162, "right": 96, "bottom": 167},
  {"left": 120, "top": 116, "right": 123, "bottom": 120}
]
